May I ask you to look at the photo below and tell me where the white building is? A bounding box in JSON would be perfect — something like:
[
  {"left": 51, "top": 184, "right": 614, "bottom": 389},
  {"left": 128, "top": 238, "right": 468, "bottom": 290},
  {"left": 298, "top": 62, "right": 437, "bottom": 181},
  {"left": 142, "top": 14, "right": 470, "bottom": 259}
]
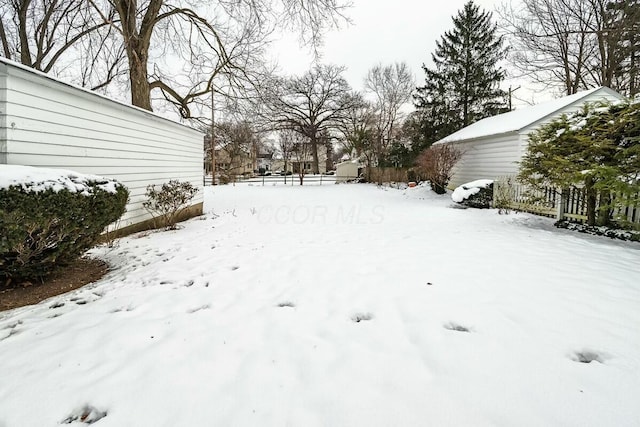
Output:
[
  {"left": 434, "top": 87, "right": 624, "bottom": 188},
  {"left": 336, "top": 160, "right": 361, "bottom": 182},
  {"left": 0, "top": 58, "right": 204, "bottom": 234}
]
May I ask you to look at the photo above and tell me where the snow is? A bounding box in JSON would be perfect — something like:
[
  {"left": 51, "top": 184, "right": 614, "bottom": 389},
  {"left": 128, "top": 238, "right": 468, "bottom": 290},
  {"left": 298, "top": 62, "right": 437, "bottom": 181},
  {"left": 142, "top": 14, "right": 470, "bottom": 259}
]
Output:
[
  {"left": 434, "top": 87, "right": 619, "bottom": 144},
  {"left": 451, "top": 179, "right": 494, "bottom": 203},
  {"left": 0, "top": 165, "right": 120, "bottom": 195},
  {"left": 1, "top": 184, "right": 639, "bottom": 426}
]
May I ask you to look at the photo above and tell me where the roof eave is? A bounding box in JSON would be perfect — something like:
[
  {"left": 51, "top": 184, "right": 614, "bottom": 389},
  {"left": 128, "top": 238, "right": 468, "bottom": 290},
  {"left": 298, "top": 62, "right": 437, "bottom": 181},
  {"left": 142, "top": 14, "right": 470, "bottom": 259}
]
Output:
[{"left": 433, "top": 129, "right": 519, "bottom": 145}]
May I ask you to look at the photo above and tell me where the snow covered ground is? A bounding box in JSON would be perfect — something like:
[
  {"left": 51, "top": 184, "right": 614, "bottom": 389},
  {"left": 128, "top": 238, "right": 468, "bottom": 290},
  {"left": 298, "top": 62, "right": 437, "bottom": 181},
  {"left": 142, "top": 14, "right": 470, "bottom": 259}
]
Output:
[{"left": 1, "top": 184, "right": 639, "bottom": 427}]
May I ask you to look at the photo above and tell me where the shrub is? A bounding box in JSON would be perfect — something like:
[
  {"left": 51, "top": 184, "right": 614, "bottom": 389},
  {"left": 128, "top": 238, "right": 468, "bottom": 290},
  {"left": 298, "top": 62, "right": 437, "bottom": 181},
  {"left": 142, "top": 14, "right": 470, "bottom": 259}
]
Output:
[
  {"left": 451, "top": 180, "right": 494, "bottom": 208},
  {"left": 416, "top": 144, "right": 463, "bottom": 194},
  {"left": 143, "top": 180, "right": 198, "bottom": 230},
  {"left": 493, "top": 177, "right": 516, "bottom": 214},
  {"left": 406, "top": 168, "right": 423, "bottom": 183},
  {"left": 0, "top": 167, "right": 128, "bottom": 283}
]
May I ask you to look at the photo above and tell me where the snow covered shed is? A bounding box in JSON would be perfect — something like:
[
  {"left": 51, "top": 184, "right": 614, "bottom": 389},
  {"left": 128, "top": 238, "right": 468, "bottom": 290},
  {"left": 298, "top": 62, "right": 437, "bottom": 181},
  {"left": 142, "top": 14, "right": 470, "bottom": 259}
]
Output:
[
  {"left": 0, "top": 58, "right": 204, "bottom": 234},
  {"left": 434, "top": 87, "right": 624, "bottom": 188}
]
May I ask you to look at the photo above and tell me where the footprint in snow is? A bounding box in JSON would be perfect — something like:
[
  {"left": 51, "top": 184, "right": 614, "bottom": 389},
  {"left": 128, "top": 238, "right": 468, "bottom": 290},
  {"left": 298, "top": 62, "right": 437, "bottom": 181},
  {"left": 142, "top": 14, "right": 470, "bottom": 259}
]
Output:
[
  {"left": 571, "top": 350, "right": 606, "bottom": 364},
  {"left": 187, "top": 304, "right": 210, "bottom": 313},
  {"left": 61, "top": 404, "right": 107, "bottom": 424},
  {"left": 444, "top": 322, "right": 471, "bottom": 332},
  {"left": 277, "top": 301, "right": 295, "bottom": 308},
  {"left": 0, "top": 321, "right": 22, "bottom": 341},
  {"left": 352, "top": 313, "right": 373, "bottom": 323}
]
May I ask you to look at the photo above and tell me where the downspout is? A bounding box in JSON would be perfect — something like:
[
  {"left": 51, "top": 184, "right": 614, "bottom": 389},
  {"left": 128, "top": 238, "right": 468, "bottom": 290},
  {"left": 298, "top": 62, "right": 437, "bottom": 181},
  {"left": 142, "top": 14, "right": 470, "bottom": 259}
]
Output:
[{"left": 0, "top": 61, "right": 7, "bottom": 164}]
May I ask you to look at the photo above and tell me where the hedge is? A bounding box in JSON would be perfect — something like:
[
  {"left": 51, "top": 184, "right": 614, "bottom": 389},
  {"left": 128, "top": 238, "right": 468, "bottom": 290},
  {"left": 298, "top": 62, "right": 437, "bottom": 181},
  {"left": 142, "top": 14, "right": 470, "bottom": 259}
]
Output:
[{"left": 0, "top": 167, "right": 128, "bottom": 283}]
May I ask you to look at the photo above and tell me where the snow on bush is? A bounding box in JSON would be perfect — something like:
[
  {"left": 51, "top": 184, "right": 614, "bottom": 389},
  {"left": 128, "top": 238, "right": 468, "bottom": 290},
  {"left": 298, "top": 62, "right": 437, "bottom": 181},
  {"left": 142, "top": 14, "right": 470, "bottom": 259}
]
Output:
[
  {"left": 0, "top": 165, "right": 128, "bottom": 282},
  {"left": 451, "top": 179, "right": 493, "bottom": 203},
  {"left": 0, "top": 165, "right": 120, "bottom": 195}
]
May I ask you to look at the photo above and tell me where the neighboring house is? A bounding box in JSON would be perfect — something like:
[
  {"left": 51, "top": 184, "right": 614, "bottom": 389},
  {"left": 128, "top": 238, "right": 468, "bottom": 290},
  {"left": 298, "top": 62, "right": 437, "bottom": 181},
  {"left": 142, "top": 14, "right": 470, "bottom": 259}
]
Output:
[
  {"left": 214, "top": 147, "right": 254, "bottom": 176},
  {"left": 0, "top": 57, "right": 204, "bottom": 234},
  {"left": 434, "top": 87, "right": 624, "bottom": 188},
  {"left": 256, "top": 152, "right": 273, "bottom": 172},
  {"left": 291, "top": 144, "right": 328, "bottom": 174}
]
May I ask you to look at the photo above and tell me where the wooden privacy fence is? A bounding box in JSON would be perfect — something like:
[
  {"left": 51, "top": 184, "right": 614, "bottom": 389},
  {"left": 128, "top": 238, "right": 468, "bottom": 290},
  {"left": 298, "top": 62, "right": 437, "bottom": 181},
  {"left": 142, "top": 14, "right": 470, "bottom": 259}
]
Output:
[
  {"left": 365, "top": 167, "right": 409, "bottom": 184},
  {"left": 494, "top": 176, "right": 640, "bottom": 229}
]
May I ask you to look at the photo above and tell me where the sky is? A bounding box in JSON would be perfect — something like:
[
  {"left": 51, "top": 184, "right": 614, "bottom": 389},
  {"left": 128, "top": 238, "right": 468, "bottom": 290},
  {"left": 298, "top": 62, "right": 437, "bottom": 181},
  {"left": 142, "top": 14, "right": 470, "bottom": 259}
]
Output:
[{"left": 268, "top": 0, "right": 543, "bottom": 108}]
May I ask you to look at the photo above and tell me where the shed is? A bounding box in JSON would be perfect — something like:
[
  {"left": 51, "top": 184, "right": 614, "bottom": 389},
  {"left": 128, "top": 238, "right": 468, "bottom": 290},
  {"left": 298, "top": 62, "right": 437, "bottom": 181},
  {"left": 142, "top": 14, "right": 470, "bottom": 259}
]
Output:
[
  {"left": 336, "top": 160, "right": 361, "bottom": 183},
  {"left": 434, "top": 87, "right": 624, "bottom": 188},
  {"left": 0, "top": 58, "right": 204, "bottom": 235}
]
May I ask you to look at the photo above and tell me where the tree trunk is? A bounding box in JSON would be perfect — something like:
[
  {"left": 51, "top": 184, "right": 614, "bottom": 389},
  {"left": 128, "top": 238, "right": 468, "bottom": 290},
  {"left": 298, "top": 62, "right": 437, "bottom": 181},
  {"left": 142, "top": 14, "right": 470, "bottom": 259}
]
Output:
[
  {"left": 585, "top": 178, "right": 597, "bottom": 226},
  {"left": 310, "top": 134, "right": 319, "bottom": 174},
  {"left": 128, "top": 49, "right": 152, "bottom": 110},
  {"left": 596, "top": 190, "right": 612, "bottom": 226}
]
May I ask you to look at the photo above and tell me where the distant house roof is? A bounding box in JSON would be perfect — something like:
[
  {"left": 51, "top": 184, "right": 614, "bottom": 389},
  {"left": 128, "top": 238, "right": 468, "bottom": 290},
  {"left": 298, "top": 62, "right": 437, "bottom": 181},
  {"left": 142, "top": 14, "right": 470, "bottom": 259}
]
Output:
[{"left": 434, "top": 86, "right": 624, "bottom": 144}]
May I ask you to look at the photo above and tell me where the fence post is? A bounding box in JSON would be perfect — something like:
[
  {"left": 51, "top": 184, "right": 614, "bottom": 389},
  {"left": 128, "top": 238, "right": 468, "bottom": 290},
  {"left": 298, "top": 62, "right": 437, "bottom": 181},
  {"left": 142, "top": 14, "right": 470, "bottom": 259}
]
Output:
[
  {"left": 320, "top": 174, "right": 323, "bottom": 185},
  {"left": 556, "top": 189, "right": 566, "bottom": 221}
]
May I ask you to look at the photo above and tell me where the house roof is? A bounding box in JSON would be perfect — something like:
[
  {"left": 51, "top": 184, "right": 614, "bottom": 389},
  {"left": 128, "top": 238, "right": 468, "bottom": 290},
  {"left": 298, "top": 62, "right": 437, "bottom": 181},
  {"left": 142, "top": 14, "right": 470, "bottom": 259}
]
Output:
[{"left": 434, "top": 87, "right": 624, "bottom": 144}]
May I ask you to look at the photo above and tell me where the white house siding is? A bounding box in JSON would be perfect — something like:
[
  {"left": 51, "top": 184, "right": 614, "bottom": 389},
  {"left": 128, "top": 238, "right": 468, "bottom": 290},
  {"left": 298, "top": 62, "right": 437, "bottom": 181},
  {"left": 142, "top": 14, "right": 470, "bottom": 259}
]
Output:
[
  {"left": 447, "top": 88, "right": 625, "bottom": 188},
  {"left": 449, "top": 133, "right": 521, "bottom": 188},
  {"left": 0, "top": 59, "right": 203, "bottom": 230},
  {"left": 336, "top": 161, "right": 360, "bottom": 183}
]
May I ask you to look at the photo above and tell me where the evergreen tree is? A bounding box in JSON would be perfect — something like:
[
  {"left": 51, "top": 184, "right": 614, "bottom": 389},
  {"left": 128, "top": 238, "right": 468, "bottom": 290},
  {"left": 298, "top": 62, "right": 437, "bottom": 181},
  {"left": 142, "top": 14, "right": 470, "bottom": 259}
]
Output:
[
  {"left": 414, "top": 0, "right": 507, "bottom": 138},
  {"left": 518, "top": 100, "right": 640, "bottom": 226}
]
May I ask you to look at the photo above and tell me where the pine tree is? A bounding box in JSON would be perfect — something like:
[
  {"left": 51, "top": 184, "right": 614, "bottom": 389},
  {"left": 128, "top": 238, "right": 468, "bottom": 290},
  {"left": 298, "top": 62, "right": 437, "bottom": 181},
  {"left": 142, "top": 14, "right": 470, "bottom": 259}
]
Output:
[
  {"left": 414, "top": 0, "right": 507, "bottom": 136},
  {"left": 518, "top": 100, "right": 640, "bottom": 226}
]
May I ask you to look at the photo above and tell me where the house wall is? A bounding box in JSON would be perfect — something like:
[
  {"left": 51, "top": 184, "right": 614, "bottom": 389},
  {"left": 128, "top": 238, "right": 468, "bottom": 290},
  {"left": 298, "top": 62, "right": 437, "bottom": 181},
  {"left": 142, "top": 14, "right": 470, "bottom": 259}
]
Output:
[
  {"left": 448, "top": 88, "right": 624, "bottom": 188},
  {"left": 0, "top": 58, "right": 204, "bottom": 231},
  {"left": 336, "top": 162, "right": 360, "bottom": 182},
  {"left": 449, "top": 133, "right": 521, "bottom": 188}
]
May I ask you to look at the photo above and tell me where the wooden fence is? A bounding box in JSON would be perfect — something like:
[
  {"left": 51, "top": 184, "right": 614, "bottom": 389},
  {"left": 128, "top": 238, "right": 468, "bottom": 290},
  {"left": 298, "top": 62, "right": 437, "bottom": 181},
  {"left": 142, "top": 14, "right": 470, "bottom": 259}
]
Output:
[
  {"left": 364, "top": 167, "right": 409, "bottom": 184},
  {"left": 494, "top": 176, "right": 640, "bottom": 229}
]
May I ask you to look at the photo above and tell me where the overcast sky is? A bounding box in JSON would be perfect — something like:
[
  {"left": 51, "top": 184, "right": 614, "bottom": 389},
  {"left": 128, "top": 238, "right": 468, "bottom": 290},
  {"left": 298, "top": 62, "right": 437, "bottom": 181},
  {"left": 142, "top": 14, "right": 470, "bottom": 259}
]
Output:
[{"left": 268, "top": 0, "right": 544, "bottom": 108}]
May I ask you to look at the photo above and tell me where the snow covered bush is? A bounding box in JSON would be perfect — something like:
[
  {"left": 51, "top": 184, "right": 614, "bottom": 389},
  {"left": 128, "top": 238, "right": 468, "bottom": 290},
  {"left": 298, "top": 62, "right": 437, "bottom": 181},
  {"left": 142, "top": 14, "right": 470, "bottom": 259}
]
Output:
[
  {"left": 451, "top": 180, "right": 494, "bottom": 208},
  {"left": 0, "top": 166, "right": 128, "bottom": 283},
  {"left": 143, "top": 180, "right": 198, "bottom": 230},
  {"left": 416, "top": 144, "right": 463, "bottom": 194}
]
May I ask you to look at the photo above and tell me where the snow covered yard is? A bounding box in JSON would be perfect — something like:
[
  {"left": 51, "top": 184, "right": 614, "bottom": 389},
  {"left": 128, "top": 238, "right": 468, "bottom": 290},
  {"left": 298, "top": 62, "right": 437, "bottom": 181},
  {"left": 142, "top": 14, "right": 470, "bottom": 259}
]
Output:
[{"left": 1, "top": 184, "right": 639, "bottom": 427}]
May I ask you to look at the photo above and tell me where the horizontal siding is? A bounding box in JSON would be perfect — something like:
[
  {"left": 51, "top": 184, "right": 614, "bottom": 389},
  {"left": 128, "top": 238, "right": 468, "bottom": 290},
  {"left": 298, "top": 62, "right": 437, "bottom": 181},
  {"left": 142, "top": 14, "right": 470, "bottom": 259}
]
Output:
[
  {"left": 1, "top": 60, "right": 204, "bottom": 230},
  {"left": 449, "top": 134, "right": 520, "bottom": 188}
]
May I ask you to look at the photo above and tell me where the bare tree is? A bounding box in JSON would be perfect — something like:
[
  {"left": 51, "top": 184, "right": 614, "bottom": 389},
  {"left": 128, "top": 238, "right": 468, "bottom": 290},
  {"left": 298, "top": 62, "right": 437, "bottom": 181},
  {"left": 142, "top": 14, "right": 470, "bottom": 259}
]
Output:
[
  {"left": 499, "top": 0, "right": 640, "bottom": 96},
  {"left": 84, "top": 0, "right": 351, "bottom": 116},
  {"left": 0, "top": 0, "right": 119, "bottom": 81},
  {"left": 290, "top": 133, "right": 313, "bottom": 185},
  {"left": 335, "top": 94, "right": 377, "bottom": 178},
  {"left": 364, "top": 62, "right": 415, "bottom": 162},
  {"left": 416, "top": 144, "right": 463, "bottom": 194},
  {"left": 259, "top": 64, "right": 359, "bottom": 173},
  {"left": 277, "top": 129, "right": 298, "bottom": 173},
  {"left": 206, "top": 120, "right": 261, "bottom": 183}
]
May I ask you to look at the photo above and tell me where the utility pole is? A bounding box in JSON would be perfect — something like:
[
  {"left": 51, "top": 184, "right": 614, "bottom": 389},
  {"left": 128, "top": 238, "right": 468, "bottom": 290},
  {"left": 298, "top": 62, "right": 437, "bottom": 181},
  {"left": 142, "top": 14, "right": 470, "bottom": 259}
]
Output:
[
  {"left": 210, "top": 87, "right": 216, "bottom": 185},
  {"left": 508, "top": 85, "right": 521, "bottom": 111}
]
